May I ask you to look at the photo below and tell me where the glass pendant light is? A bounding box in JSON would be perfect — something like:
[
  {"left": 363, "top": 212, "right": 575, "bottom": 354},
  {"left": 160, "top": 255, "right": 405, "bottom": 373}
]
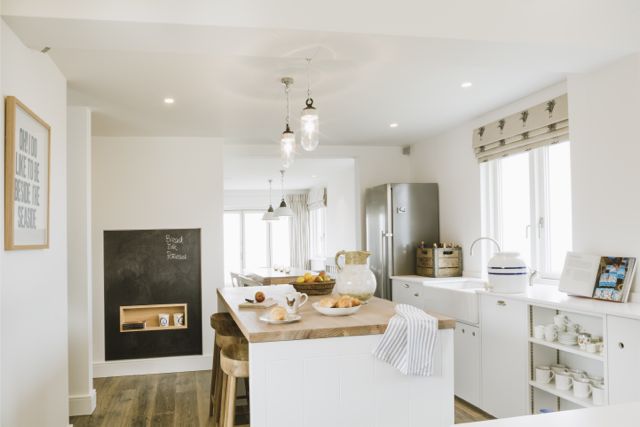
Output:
[
  {"left": 274, "top": 169, "right": 294, "bottom": 217},
  {"left": 262, "top": 179, "right": 280, "bottom": 222},
  {"left": 280, "top": 77, "right": 296, "bottom": 169},
  {"left": 300, "top": 58, "right": 319, "bottom": 151}
]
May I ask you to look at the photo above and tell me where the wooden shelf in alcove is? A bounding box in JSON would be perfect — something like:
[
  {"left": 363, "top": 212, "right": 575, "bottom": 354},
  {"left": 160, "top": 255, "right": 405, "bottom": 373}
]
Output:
[{"left": 119, "top": 303, "right": 188, "bottom": 333}]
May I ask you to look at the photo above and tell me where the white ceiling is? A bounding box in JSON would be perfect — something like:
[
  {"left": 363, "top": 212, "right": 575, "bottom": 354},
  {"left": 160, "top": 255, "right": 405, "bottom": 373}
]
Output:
[
  {"left": 3, "top": 2, "right": 639, "bottom": 145},
  {"left": 223, "top": 157, "right": 354, "bottom": 191}
]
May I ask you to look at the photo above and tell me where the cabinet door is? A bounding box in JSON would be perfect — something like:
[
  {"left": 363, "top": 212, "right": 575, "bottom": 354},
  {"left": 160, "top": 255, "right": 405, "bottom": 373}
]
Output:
[
  {"left": 455, "top": 322, "right": 481, "bottom": 407},
  {"left": 607, "top": 316, "right": 640, "bottom": 404},
  {"left": 480, "top": 295, "right": 528, "bottom": 418},
  {"left": 391, "top": 280, "right": 424, "bottom": 308}
]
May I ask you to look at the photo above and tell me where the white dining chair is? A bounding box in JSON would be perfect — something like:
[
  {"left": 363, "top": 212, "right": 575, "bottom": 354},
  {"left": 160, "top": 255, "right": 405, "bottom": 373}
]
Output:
[
  {"left": 229, "top": 272, "right": 241, "bottom": 288},
  {"left": 236, "top": 274, "right": 262, "bottom": 287}
]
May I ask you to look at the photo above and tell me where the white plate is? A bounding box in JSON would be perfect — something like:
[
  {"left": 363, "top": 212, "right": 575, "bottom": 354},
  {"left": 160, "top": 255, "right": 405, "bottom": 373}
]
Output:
[
  {"left": 312, "top": 302, "right": 362, "bottom": 316},
  {"left": 259, "top": 313, "right": 302, "bottom": 324}
]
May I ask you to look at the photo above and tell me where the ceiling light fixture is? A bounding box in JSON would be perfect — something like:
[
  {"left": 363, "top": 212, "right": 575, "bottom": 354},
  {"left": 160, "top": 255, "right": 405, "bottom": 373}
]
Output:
[
  {"left": 164, "top": 97, "right": 175, "bottom": 104},
  {"left": 262, "top": 179, "right": 280, "bottom": 222},
  {"left": 280, "top": 77, "right": 296, "bottom": 169},
  {"left": 460, "top": 82, "right": 473, "bottom": 89},
  {"left": 300, "top": 58, "right": 320, "bottom": 151},
  {"left": 274, "top": 169, "right": 294, "bottom": 217},
  {"left": 389, "top": 123, "right": 399, "bottom": 128}
]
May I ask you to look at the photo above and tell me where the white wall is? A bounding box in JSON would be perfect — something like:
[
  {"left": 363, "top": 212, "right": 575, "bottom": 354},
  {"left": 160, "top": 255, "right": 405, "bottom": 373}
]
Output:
[
  {"left": 1, "top": 22, "right": 69, "bottom": 427},
  {"left": 92, "top": 137, "right": 224, "bottom": 376},
  {"left": 224, "top": 144, "right": 412, "bottom": 249},
  {"left": 325, "top": 162, "right": 357, "bottom": 256},
  {"left": 67, "top": 106, "right": 95, "bottom": 415},
  {"left": 410, "top": 82, "right": 567, "bottom": 276},
  {"left": 568, "top": 54, "right": 640, "bottom": 294}
]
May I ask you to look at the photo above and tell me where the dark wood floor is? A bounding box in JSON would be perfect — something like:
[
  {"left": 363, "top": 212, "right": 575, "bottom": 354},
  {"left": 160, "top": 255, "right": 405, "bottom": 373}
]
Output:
[{"left": 71, "top": 371, "right": 492, "bottom": 426}]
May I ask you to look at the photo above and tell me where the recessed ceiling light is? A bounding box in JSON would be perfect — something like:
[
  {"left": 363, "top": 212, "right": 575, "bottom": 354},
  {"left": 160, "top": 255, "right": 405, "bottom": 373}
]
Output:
[
  {"left": 389, "top": 123, "right": 399, "bottom": 128},
  {"left": 164, "top": 97, "right": 175, "bottom": 104},
  {"left": 311, "top": 174, "right": 318, "bottom": 178},
  {"left": 460, "top": 82, "right": 473, "bottom": 88}
]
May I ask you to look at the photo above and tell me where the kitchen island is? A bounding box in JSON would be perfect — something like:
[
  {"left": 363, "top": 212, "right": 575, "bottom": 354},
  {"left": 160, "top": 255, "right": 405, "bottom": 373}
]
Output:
[{"left": 217, "top": 286, "right": 455, "bottom": 427}]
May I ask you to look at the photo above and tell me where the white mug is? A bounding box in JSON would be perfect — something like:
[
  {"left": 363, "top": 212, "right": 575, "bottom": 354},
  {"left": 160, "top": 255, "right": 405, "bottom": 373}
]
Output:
[
  {"left": 569, "top": 368, "right": 587, "bottom": 381},
  {"left": 550, "top": 364, "right": 567, "bottom": 375},
  {"left": 544, "top": 326, "right": 558, "bottom": 342},
  {"left": 284, "top": 291, "right": 308, "bottom": 314},
  {"left": 158, "top": 313, "right": 170, "bottom": 327},
  {"left": 588, "top": 375, "right": 604, "bottom": 386},
  {"left": 173, "top": 312, "right": 185, "bottom": 326},
  {"left": 592, "top": 384, "right": 606, "bottom": 405},
  {"left": 533, "top": 325, "right": 545, "bottom": 339},
  {"left": 555, "top": 373, "right": 573, "bottom": 391},
  {"left": 573, "top": 378, "right": 592, "bottom": 399},
  {"left": 535, "top": 366, "right": 555, "bottom": 384}
]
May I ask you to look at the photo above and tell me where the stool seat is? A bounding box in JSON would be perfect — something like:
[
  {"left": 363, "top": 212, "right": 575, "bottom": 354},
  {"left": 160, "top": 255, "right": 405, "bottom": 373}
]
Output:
[
  {"left": 221, "top": 344, "right": 249, "bottom": 378},
  {"left": 211, "top": 313, "right": 244, "bottom": 337}
]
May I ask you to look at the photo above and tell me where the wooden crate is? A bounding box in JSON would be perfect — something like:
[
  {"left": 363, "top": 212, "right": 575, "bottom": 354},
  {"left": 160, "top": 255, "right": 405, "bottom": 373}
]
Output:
[{"left": 416, "top": 247, "right": 463, "bottom": 278}]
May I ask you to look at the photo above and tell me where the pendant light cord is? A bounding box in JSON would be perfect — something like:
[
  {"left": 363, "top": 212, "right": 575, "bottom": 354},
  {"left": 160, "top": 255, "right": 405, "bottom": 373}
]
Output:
[
  {"left": 280, "top": 170, "right": 285, "bottom": 200},
  {"left": 306, "top": 58, "right": 312, "bottom": 99},
  {"left": 285, "top": 82, "right": 291, "bottom": 129}
]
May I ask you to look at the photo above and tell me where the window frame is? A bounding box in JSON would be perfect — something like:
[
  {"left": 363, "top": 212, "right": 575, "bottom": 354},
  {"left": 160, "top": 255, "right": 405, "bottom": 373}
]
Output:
[
  {"left": 481, "top": 142, "right": 571, "bottom": 282},
  {"left": 224, "top": 209, "right": 290, "bottom": 270}
]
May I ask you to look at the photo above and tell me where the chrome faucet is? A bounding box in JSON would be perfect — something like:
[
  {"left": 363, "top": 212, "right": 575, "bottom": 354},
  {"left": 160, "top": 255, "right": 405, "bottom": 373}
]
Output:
[
  {"left": 529, "top": 270, "right": 538, "bottom": 286},
  {"left": 469, "top": 237, "right": 501, "bottom": 256}
]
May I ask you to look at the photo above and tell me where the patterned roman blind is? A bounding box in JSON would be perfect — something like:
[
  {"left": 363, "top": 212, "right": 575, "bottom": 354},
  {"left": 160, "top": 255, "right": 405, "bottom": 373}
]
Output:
[{"left": 472, "top": 94, "right": 569, "bottom": 163}]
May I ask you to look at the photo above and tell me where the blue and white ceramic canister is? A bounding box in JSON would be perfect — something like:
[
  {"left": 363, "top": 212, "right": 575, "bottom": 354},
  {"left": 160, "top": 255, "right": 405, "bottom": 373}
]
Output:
[{"left": 487, "top": 252, "right": 528, "bottom": 293}]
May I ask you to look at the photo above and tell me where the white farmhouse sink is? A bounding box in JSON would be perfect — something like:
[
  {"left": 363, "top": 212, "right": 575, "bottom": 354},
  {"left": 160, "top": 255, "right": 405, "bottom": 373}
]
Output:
[{"left": 421, "top": 278, "right": 486, "bottom": 325}]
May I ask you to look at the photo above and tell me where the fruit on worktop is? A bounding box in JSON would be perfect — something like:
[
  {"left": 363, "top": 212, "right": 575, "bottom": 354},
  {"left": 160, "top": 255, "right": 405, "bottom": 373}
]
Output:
[
  {"left": 295, "top": 272, "right": 332, "bottom": 285},
  {"left": 254, "top": 291, "right": 265, "bottom": 303},
  {"left": 269, "top": 306, "right": 287, "bottom": 321}
]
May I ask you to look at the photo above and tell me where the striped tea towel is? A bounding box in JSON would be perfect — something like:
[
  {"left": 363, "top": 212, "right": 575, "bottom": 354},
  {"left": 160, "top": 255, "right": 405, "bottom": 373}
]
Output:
[{"left": 372, "top": 304, "right": 438, "bottom": 376}]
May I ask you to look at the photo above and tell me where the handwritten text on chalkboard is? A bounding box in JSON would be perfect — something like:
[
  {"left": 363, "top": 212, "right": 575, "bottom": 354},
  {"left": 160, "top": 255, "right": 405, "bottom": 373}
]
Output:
[{"left": 166, "top": 234, "right": 187, "bottom": 260}]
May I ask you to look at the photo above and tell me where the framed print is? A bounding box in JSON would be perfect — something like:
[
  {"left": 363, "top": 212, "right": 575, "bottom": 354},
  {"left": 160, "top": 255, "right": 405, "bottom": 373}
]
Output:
[{"left": 5, "top": 96, "right": 50, "bottom": 250}]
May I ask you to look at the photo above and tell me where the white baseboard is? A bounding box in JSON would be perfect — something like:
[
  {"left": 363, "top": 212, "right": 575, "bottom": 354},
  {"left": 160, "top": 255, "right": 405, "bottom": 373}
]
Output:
[
  {"left": 94, "top": 354, "right": 212, "bottom": 378},
  {"left": 69, "top": 388, "right": 96, "bottom": 416}
]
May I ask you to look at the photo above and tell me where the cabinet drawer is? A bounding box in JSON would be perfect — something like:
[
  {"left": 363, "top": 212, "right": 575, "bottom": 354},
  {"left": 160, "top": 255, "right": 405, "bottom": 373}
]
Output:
[{"left": 391, "top": 280, "right": 424, "bottom": 308}]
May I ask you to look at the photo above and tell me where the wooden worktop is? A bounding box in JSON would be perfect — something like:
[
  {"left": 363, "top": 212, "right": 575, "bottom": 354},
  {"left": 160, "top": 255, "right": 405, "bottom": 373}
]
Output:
[{"left": 217, "top": 287, "right": 455, "bottom": 343}]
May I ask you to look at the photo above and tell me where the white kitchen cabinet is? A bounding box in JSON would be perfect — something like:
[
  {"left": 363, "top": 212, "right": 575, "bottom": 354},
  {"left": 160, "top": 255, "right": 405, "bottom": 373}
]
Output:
[
  {"left": 607, "top": 315, "right": 640, "bottom": 404},
  {"left": 454, "top": 322, "right": 481, "bottom": 407},
  {"left": 480, "top": 294, "right": 529, "bottom": 418},
  {"left": 391, "top": 279, "right": 424, "bottom": 308}
]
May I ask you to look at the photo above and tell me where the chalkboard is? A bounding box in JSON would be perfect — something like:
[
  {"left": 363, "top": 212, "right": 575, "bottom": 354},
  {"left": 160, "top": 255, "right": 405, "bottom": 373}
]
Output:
[{"left": 104, "top": 228, "right": 202, "bottom": 360}]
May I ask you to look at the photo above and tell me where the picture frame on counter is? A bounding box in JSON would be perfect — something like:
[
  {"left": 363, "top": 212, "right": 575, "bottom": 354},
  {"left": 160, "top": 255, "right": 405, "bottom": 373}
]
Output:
[{"left": 4, "top": 96, "right": 51, "bottom": 250}]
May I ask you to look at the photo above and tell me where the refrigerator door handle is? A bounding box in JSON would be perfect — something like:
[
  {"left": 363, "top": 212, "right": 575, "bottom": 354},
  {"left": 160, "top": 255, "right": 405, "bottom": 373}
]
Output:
[{"left": 381, "top": 230, "right": 393, "bottom": 299}]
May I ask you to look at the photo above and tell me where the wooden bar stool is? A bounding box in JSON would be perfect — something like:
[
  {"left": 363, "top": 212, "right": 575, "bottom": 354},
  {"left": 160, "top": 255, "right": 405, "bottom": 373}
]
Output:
[
  {"left": 209, "top": 313, "right": 247, "bottom": 425},
  {"left": 219, "top": 343, "right": 249, "bottom": 427}
]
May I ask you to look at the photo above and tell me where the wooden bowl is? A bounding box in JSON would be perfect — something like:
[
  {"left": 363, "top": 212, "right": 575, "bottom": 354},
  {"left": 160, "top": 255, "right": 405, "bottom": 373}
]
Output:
[{"left": 291, "top": 280, "right": 336, "bottom": 296}]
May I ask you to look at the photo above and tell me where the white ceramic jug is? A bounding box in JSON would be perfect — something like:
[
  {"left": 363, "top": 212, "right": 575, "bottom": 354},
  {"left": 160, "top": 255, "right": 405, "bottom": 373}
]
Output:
[
  {"left": 487, "top": 252, "right": 528, "bottom": 293},
  {"left": 334, "top": 250, "right": 377, "bottom": 301}
]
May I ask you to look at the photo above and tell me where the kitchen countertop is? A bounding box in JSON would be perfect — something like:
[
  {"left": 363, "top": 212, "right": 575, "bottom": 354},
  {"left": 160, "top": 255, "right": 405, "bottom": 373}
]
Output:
[
  {"left": 392, "top": 275, "right": 640, "bottom": 321},
  {"left": 464, "top": 402, "right": 640, "bottom": 426},
  {"left": 217, "top": 286, "right": 455, "bottom": 343}
]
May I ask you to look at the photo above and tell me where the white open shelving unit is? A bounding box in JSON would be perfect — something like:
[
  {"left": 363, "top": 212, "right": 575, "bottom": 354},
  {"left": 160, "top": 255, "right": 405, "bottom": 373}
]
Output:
[{"left": 528, "top": 303, "right": 607, "bottom": 414}]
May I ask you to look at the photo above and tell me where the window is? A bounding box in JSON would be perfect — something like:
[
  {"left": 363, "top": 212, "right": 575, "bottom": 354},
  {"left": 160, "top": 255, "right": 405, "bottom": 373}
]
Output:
[
  {"left": 309, "top": 207, "right": 327, "bottom": 258},
  {"left": 482, "top": 141, "right": 572, "bottom": 279},
  {"left": 223, "top": 210, "right": 291, "bottom": 285}
]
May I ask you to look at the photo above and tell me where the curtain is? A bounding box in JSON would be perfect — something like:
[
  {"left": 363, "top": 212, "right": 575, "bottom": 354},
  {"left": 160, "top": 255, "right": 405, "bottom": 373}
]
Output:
[
  {"left": 307, "top": 187, "right": 327, "bottom": 210},
  {"left": 472, "top": 94, "right": 569, "bottom": 163},
  {"left": 287, "top": 193, "right": 310, "bottom": 270}
]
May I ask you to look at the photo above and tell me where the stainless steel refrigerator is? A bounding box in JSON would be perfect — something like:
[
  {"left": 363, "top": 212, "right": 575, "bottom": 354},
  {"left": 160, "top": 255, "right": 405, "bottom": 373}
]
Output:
[{"left": 365, "top": 183, "right": 439, "bottom": 300}]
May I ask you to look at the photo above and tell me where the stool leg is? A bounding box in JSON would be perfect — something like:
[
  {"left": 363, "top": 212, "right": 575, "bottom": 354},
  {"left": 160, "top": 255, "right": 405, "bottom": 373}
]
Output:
[
  {"left": 219, "top": 372, "right": 228, "bottom": 427},
  {"left": 243, "top": 377, "right": 250, "bottom": 409},
  {"left": 225, "top": 376, "right": 237, "bottom": 427},
  {"left": 210, "top": 343, "right": 220, "bottom": 416}
]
